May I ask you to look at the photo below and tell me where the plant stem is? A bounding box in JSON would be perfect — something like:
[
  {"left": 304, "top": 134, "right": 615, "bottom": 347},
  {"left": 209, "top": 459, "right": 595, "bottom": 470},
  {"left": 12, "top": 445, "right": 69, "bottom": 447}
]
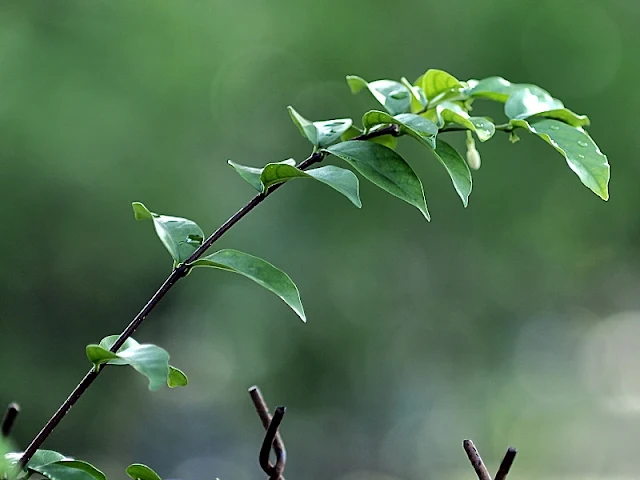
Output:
[
  {"left": 440, "top": 123, "right": 514, "bottom": 133},
  {"left": 463, "top": 439, "right": 492, "bottom": 480},
  {"left": 17, "top": 124, "right": 400, "bottom": 468}
]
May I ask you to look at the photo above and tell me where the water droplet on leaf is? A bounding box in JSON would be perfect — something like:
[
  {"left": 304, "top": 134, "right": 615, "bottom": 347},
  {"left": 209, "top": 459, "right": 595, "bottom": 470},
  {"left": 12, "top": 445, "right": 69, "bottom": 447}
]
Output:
[{"left": 578, "top": 140, "right": 589, "bottom": 147}]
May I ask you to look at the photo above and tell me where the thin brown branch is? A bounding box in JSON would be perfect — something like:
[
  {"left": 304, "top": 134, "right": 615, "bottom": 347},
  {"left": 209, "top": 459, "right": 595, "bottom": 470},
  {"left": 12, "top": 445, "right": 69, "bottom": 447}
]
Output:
[
  {"left": 16, "top": 123, "right": 403, "bottom": 468},
  {"left": 494, "top": 447, "right": 517, "bottom": 480},
  {"left": 249, "top": 386, "right": 287, "bottom": 480},
  {"left": 463, "top": 439, "right": 492, "bottom": 480}
]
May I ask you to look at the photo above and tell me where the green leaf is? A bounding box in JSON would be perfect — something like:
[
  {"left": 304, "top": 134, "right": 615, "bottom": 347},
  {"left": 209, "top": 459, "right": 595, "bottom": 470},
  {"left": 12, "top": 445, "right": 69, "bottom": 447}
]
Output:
[
  {"left": 369, "top": 134, "right": 398, "bottom": 149},
  {"left": 341, "top": 125, "right": 362, "bottom": 141},
  {"left": 362, "top": 110, "right": 437, "bottom": 149},
  {"left": 467, "top": 76, "right": 517, "bottom": 102},
  {"left": 430, "top": 139, "right": 473, "bottom": 207},
  {"left": 504, "top": 86, "right": 564, "bottom": 120},
  {"left": 86, "top": 336, "right": 186, "bottom": 391},
  {"left": 343, "top": 124, "right": 398, "bottom": 149},
  {"left": 259, "top": 162, "right": 309, "bottom": 189},
  {"left": 227, "top": 160, "right": 264, "bottom": 191},
  {"left": 190, "top": 249, "right": 306, "bottom": 322},
  {"left": 325, "top": 141, "right": 430, "bottom": 220},
  {"left": 287, "top": 106, "right": 352, "bottom": 148},
  {"left": 227, "top": 160, "right": 361, "bottom": 207},
  {"left": 132, "top": 203, "right": 204, "bottom": 266},
  {"left": 401, "top": 77, "right": 427, "bottom": 112},
  {"left": 434, "top": 101, "right": 495, "bottom": 142},
  {"left": 511, "top": 119, "right": 609, "bottom": 200},
  {"left": 529, "top": 108, "right": 590, "bottom": 128},
  {"left": 126, "top": 464, "right": 163, "bottom": 480},
  {"left": 263, "top": 163, "right": 362, "bottom": 207},
  {"left": 420, "top": 69, "right": 463, "bottom": 102},
  {"left": 168, "top": 366, "right": 188, "bottom": 388},
  {"left": 305, "top": 166, "right": 362, "bottom": 207},
  {"left": 34, "top": 461, "right": 106, "bottom": 480},
  {"left": 287, "top": 106, "right": 318, "bottom": 146},
  {"left": 0, "top": 438, "right": 15, "bottom": 480},
  {"left": 5, "top": 450, "right": 106, "bottom": 480},
  {"left": 228, "top": 159, "right": 295, "bottom": 192},
  {"left": 314, "top": 119, "right": 353, "bottom": 148},
  {"left": 346, "top": 75, "right": 410, "bottom": 115}
]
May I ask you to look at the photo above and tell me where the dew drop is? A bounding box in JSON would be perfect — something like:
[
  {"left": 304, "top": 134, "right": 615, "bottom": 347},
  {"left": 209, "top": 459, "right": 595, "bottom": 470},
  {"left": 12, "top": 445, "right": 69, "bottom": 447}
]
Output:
[
  {"left": 578, "top": 140, "right": 589, "bottom": 147},
  {"left": 549, "top": 124, "right": 560, "bottom": 131},
  {"left": 578, "top": 154, "right": 585, "bottom": 159}
]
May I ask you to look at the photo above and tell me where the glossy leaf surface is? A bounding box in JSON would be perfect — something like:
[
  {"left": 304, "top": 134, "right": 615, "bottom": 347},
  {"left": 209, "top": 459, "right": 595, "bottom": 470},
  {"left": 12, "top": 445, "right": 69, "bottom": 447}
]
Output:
[
  {"left": 347, "top": 75, "right": 410, "bottom": 115},
  {"left": 362, "top": 110, "right": 437, "bottom": 149},
  {"left": 430, "top": 139, "right": 473, "bottom": 207},
  {"left": 126, "top": 464, "right": 163, "bottom": 480},
  {"left": 86, "top": 336, "right": 186, "bottom": 390},
  {"left": 132, "top": 203, "right": 203, "bottom": 266},
  {"left": 325, "top": 141, "right": 430, "bottom": 220},
  {"left": 511, "top": 119, "right": 609, "bottom": 200},
  {"left": 191, "top": 249, "right": 306, "bottom": 322}
]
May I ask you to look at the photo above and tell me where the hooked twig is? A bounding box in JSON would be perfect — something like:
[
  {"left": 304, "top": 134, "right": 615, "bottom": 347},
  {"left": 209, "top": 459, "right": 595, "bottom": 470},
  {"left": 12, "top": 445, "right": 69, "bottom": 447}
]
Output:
[
  {"left": 259, "top": 407, "right": 286, "bottom": 480},
  {"left": 1, "top": 403, "right": 19, "bottom": 437},
  {"left": 494, "top": 447, "right": 517, "bottom": 480},
  {"left": 248, "top": 386, "right": 287, "bottom": 480},
  {"left": 463, "top": 439, "right": 491, "bottom": 480}
]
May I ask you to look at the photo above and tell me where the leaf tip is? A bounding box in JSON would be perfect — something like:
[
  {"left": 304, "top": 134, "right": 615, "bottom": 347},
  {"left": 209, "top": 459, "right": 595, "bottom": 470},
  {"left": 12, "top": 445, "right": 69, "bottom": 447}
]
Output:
[
  {"left": 346, "top": 75, "right": 366, "bottom": 94},
  {"left": 131, "top": 202, "right": 153, "bottom": 221}
]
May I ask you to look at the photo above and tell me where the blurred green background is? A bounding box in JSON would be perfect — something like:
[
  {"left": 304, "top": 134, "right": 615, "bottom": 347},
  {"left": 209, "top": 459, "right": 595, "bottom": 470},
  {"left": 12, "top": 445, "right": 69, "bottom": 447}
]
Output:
[{"left": 1, "top": 0, "right": 639, "bottom": 478}]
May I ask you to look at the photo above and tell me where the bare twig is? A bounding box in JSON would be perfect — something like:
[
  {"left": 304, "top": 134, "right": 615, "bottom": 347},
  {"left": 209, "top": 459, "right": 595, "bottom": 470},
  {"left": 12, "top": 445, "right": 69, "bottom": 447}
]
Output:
[
  {"left": 463, "top": 439, "right": 492, "bottom": 480},
  {"left": 494, "top": 447, "right": 517, "bottom": 480},
  {"left": 259, "top": 407, "right": 286, "bottom": 480},
  {"left": 1, "top": 403, "right": 19, "bottom": 437},
  {"left": 249, "top": 386, "right": 287, "bottom": 480}
]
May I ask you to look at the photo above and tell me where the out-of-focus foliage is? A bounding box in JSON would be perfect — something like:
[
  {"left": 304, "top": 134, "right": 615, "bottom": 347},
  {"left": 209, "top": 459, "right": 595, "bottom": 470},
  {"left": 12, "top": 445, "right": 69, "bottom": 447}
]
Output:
[{"left": 0, "top": 1, "right": 638, "bottom": 479}]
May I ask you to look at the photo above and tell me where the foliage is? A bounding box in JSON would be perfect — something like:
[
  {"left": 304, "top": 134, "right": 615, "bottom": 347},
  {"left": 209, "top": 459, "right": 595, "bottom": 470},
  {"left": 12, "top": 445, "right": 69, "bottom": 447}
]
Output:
[{"left": 4, "top": 67, "right": 610, "bottom": 479}]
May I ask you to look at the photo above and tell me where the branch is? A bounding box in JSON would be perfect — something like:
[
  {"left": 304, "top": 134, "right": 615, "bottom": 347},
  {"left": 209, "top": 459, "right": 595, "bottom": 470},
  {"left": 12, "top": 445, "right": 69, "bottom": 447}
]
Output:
[
  {"left": 17, "top": 124, "right": 400, "bottom": 468},
  {"left": 440, "top": 123, "right": 514, "bottom": 134},
  {"left": 494, "top": 447, "right": 517, "bottom": 480},
  {"left": 249, "top": 386, "right": 287, "bottom": 480},
  {"left": 1, "top": 403, "right": 19, "bottom": 437},
  {"left": 463, "top": 439, "right": 492, "bottom": 480}
]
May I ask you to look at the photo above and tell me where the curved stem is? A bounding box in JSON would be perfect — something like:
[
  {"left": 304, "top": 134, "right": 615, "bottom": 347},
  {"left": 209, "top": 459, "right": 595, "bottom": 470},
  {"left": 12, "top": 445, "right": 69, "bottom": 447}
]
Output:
[{"left": 17, "top": 124, "right": 400, "bottom": 468}]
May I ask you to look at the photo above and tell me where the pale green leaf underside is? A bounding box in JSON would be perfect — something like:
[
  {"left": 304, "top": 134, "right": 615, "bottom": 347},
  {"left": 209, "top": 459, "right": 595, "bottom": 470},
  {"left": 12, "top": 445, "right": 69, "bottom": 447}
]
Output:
[
  {"left": 401, "top": 76, "right": 427, "bottom": 112},
  {"left": 511, "top": 118, "right": 609, "bottom": 200},
  {"left": 227, "top": 160, "right": 264, "bottom": 191},
  {"left": 287, "top": 106, "right": 318, "bottom": 145},
  {"left": 131, "top": 202, "right": 203, "bottom": 266},
  {"left": 126, "top": 464, "right": 163, "bottom": 480},
  {"left": 86, "top": 336, "right": 187, "bottom": 390},
  {"left": 467, "top": 76, "right": 516, "bottom": 102},
  {"left": 505, "top": 87, "right": 564, "bottom": 120},
  {"left": 287, "top": 106, "right": 352, "bottom": 148},
  {"left": 435, "top": 102, "right": 495, "bottom": 142},
  {"left": 190, "top": 249, "right": 306, "bottom": 322},
  {"left": 346, "top": 75, "right": 410, "bottom": 115},
  {"left": 325, "top": 141, "right": 430, "bottom": 220}
]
